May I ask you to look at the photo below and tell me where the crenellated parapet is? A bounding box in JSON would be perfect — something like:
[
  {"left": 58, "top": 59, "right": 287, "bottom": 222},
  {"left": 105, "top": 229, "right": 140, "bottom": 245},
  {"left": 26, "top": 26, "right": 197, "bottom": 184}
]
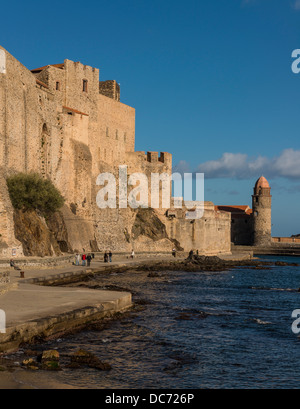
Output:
[
  {"left": 99, "top": 80, "right": 120, "bottom": 101},
  {"left": 146, "top": 151, "right": 172, "bottom": 165}
]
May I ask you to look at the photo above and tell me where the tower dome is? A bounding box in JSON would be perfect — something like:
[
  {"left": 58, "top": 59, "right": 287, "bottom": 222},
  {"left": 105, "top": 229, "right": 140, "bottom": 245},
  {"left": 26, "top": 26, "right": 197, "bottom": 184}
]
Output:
[{"left": 255, "top": 176, "right": 269, "bottom": 190}]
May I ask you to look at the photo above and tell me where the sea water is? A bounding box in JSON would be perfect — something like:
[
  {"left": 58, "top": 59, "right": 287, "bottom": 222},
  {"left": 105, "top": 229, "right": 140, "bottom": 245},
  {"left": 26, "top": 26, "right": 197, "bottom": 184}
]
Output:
[{"left": 21, "top": 255, "right": 300, "bottom": 389}]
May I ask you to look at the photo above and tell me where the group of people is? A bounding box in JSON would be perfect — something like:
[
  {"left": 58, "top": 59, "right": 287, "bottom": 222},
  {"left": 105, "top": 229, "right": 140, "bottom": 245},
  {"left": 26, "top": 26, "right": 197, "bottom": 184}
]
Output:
[
  {"left": 104, "top": 251, "right": 113, "bottom": 263},
  {"left": 75, "top": 249, "right": 136, "bottom": 266},
  {"left": 104, "top": 249, "right": 135, "bottom": 262},
  {"left": 75, "top": 252, "right": 94, "bottom": 267}
]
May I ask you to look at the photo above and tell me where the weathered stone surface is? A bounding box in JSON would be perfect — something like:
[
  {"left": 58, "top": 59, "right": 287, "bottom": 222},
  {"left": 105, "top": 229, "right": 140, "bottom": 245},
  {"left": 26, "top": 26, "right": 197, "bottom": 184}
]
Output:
[
  {"left": 0, "top": 171, "right": 23, "bottom": 257},
  {"left": 13, "top": 209, "right": 61, "bottom": 257},
  {"left": 132, "top": 208, "right": 168, "bottom": 241}
]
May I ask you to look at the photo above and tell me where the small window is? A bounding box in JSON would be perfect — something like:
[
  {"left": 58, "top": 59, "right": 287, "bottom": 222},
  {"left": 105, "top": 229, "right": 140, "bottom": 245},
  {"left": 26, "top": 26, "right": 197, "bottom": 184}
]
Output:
[
  {"left": 116, "top": 130, "right": 118, "bottom": 140},
  {"left": 83, "top": 79, "right": 88, "bottom": 92},
  {"left": 56, "top": 81, "right": 60, "bottom": 91},
  {"left": 106, "top": 127, "right": 109, "bottom": 137},
  {"left": 124, "top": 132, "right": 127, "bottom": 142}
]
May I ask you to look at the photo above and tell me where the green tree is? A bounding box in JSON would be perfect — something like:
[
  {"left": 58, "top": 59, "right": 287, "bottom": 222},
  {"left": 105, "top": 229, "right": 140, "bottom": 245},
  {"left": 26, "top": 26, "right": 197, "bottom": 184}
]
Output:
[{"left": 6, "top": 173, "right": 64, "bottom": 216}]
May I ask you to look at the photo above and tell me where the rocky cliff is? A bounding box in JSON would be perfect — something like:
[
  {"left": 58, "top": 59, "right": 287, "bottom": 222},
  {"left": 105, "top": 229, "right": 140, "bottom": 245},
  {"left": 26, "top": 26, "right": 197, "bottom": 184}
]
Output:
[{"left": 13, "top": 209, "right": 61, "bottom": 257}]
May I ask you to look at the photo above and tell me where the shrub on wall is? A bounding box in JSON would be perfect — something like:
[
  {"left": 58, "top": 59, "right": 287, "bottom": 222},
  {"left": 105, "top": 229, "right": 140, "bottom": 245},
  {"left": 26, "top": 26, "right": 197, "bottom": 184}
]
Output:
[{"left": 6, "top": 173, "right": 64, "bottom": 216}]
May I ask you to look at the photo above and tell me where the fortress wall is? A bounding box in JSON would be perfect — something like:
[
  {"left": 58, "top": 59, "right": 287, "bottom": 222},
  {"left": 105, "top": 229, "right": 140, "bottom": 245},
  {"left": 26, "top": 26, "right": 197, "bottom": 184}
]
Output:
[
  {"left": 0, "top": 171, "right": 23, "bottom": 257},
  {"left": 93, "top": 207, "right": 135, "bottom": 252},
  {"left": 165, "top": 204, "right": 231, "bottom": 255},
  {"left": 99, "top": 80, "right": 120, "bottom": 101},
  {"left": 49, "top": 111, "right": 96, "bottom": 252},
  {"left": 0, "top": 47, "right": 232, "bottom": 256},
  {"left": 0, "top": 47, "right": 66, "bottom": 178},
  {"left": 93, "top": 205, "right": 176, "bottom": 253},
  {"left": 52, "top": 113, "right": 93, "bottom": 209},
  {"left": 55, "top": 110, "right": 90, "bottom": 203},
  {"left": 64, "top": 60, "right": 99, "bottom": 122},
  {"left": 125, "top": 151, "right": 172, "bottom": 211},
  {"left": 0, "top": 46, "right": 38, "bottom": 173},
  {"left": 230, "top": 217, "right": 253, "bottom": 245},
  {"left": 34, "top": 89, "right": 62, "bottom": 178},
  {"left": 0, "top": 50, "right": 98, "bottom": 255},
  {"left": 34, "top": 66, "right": 66, "bottom": 106},
  {"left": 92, "top": 150, "right": 174, "bottom": 253},
  {"left": 97, "top": 94, "right": 135, "bottom": 166},
  {"left": 271, "top": 237, "right": 300, "bottom": 243}
]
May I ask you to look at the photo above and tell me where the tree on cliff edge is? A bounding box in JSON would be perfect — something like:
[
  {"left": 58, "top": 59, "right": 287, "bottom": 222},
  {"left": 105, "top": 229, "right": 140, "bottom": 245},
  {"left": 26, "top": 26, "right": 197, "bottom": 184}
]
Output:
[{"left": 6, "top": 173, "right": 64, "bottom": 216}]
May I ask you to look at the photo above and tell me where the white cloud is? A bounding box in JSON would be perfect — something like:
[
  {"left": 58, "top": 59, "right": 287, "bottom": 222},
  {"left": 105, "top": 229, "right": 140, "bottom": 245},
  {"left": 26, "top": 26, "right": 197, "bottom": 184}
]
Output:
[
  {"left": 181, "top": 149, "right": 300, "bottom": 180},
  {"left": 292, "top": 0, "right": 300, "bottom": 10},
  {"left": 172, "top": 160, "right": 191, "bottom": 174},
  {"left": 272, "top": 148, "right": 300, "bottom": 178},
  {"left": 197, "top": 153, "right": 248, "bottom": 178}
]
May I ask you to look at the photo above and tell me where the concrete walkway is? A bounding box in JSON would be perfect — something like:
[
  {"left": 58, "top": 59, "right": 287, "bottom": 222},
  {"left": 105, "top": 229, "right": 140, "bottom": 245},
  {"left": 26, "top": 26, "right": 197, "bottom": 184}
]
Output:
[{"left": 0, "top": 257, "right": 148, "bottom": 352}]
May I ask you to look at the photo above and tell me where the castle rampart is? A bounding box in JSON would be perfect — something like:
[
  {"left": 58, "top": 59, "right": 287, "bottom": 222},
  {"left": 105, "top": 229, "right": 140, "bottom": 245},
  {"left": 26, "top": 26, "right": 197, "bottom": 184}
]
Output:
[{"left": 0, "top": 46, "right": 232, "bottom": 257}]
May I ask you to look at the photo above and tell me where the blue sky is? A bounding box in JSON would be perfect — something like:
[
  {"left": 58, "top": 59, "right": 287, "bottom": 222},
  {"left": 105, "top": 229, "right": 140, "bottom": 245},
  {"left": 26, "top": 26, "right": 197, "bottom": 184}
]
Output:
[{"left": 1, "top": 0, "right": 300, "bottom": 236}]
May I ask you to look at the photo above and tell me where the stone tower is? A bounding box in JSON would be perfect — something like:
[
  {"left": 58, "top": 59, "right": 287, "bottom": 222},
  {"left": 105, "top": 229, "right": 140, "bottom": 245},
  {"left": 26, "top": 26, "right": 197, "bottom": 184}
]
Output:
[{"left": 252, "top": 176, "right": 272, "bottom": 246}]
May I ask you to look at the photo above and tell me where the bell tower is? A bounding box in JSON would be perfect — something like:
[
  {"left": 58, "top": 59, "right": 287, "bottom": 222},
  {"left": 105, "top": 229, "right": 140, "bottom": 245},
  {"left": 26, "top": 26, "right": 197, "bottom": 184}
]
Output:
[{"left": 252, "top": 176, "right": 272, "bottom": 246}]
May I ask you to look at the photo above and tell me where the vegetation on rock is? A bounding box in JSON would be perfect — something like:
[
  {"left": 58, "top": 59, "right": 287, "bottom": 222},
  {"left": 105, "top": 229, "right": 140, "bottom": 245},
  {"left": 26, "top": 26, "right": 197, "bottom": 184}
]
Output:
[{"left": 6, "top": 173, "right": 64, "bottom": 216}]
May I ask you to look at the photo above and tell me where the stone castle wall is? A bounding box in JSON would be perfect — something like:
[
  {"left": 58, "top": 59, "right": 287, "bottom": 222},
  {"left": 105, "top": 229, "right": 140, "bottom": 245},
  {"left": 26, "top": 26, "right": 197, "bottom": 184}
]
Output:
[
  {"left": 0, "top": 171, "right": 23, "bottom": 257},
  {"left": 164, "top": 202, "right": 231, "bottom": 255},
  {"left": 0, "top": 45, "right": 231, "bottom": 257}
]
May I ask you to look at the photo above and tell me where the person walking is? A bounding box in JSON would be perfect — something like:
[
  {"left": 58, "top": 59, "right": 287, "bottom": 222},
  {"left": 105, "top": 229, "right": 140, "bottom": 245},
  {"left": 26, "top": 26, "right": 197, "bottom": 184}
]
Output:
[
  {"left": 75, "top": 253, "right": 80, "bottom": 266},
  {"left": 188, "top": 249, "right": 194, "bottom": 259},
  {"left": 131, "top": 249, "right": 135, "bottom": 259},
  {"left": 108, "top": 250, "right": 112, "bottom": 263},
  {"left": 82, "top": 253, "right": 86, "bottom": 266},
  {"left": 104, "top": 251, "right": 108, "bottom": 263},
  {"left": 87, "top": 254, "right": 92, "bottom": 267}
]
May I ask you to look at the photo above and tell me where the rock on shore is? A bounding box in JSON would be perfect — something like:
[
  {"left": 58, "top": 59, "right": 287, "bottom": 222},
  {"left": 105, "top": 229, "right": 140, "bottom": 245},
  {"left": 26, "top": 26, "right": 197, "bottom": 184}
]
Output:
[{"left": 135, "top": 254, "right": 275, "bottom": 273}]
